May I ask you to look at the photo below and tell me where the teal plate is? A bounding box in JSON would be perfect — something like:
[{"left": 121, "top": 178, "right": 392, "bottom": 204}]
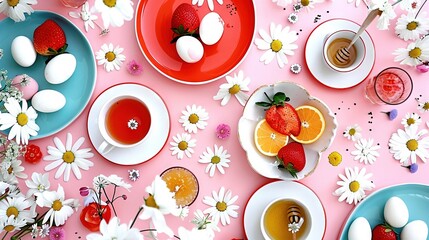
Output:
[
  {"left": 339, "top": 183, "right": 429, "bottom": 239},
  {"left": 0, "top": 11, "right": 96, "bottom": 139}
]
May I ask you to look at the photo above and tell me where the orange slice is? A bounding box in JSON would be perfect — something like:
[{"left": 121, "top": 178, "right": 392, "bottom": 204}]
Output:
[
  {"left": 161, "top": 167, "right": 199, "bottom": 206},
  {"left": 254, "top": 119, "right": 289, "bottom": 156},
  {"left": 290, "top": 105, "right": 325, "bottom": 144}
]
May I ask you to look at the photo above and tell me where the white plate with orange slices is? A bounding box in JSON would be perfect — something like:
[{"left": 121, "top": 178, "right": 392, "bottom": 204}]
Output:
[{"left": 238, "top": 82, "right": 338, "bottom": 180}]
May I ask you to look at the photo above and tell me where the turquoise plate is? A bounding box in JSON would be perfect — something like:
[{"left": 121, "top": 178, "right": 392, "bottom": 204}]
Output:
[
  {"left": 339, "top": 183, "right": 429, "bottom": 239},
  {"left": 0, "top": 11, "right": 96, "bottom": 139}
]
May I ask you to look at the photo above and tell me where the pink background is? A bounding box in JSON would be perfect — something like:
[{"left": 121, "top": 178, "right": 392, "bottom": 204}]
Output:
[{"left": 2, "top": 0, "right": 429, "bottom": 239}]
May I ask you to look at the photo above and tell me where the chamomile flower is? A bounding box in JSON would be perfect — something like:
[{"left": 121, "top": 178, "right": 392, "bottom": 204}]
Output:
[
  {"left": 95, "top": 43, "right": 126, "bottom": 72},
  {"left": 0, "top": 159, "right": 27, "bottom": 184},
  {"left": 401, "top": 112, "right": 422, "bottom": 129},
  {"left": 254, "top": 22, "right": 298, "bottom": 68},
  {"left": 389, "top": 125, "right": 429, "bottom": 165},
  {"left": 333, "top": 167, "right": 375, "bottom": 205},
  {"left": 370, "top": 0, "right": 397, "bottom": 30},
  {"left": 39, "top": 224, "right": 50, "bottom": 237},
  {"left": 30, "top": 224, "right": 38, "bottom": 238},
  {"left": 213, "top": 70, "right": 250, "bottom": 106},
  {"left": 43, "top": 133, "right": 94, "bottom": 182},
  {"left": 1, "top": 215, "right": 26, "bottom": 232},
  {"left": 68, "top": 2, "right": 98, "bottom": 32},
  {"left": 179, "top": 105, "right": 209, "bottom": 134},
  {"left": 343, "top": 124, "right": 362, "bottom": 141},
  {"left": 272, "top": 0, "right": 293, "bottom": 7},
  {"left": 394, "top": 37, "right": 429, "bottom": 66},
  {"left": 25, "top": 172, "right": 50, "bottom": 198},
  {"left": 0, "top": 0, "right": 37, "bottom": 22},
  {"left": 192, "top": 0, "right": 223, "bottom": 11},
  {"left": 295, "top": 0, "right": 324, "bottom": 11},
  {"left": 199, "top": 145, "right": 231, "bottom": 177},
  {"left": 395, "top": 12, "right": 429, "bottom": 41},
  {"left": 0, "top": 196, "right": 35, "bottom": 224},
  {"left": 87, "top": 217, "right": 143, "bottom": 240},
  {"left": 203, "top": 187, "right": 239, "bottom": 226},
  {"left": 170, "top": 133, "right": 197, "bottom": 160},
  {"left": 351, "top": 138, "right": 380, "bottom": 164},
  {"left": 417, "top": 99, "right": 429, "bottom": 113},
  {"left": 94, "top": 0, "right": 134, "bottom": 28},
  {"left": 0, "top": 98, "right": 39, "bottom": 145}
]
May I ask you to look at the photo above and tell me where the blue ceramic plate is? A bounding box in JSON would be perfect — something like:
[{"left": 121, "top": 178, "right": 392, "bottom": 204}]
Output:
[
  {"left": 339, "top": 183, "right": 429, "bottom": 239},
  {"left": 0, "top": 11, "right": 96, "bottom": 139}
]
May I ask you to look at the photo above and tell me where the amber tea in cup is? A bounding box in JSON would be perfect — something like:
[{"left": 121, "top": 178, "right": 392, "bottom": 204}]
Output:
[{"left": 327, "top": 38, "right": 357, "bottom": 68}]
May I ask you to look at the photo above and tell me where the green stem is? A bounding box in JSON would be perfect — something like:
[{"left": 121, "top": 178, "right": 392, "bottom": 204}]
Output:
[
  {"left": 102, "top": 187, "right": 117, "bottom": 216},
  {"left": 139, "top": 229, "right": 180, "bottom": 240},
  {"left": 130, "top": 206, "right": 144, "bottom": 228}
]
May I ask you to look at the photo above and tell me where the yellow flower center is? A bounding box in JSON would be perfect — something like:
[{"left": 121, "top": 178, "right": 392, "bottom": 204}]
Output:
[
  {"left": 301, "top": 0, "right": 310, "bottom": 6},
  {"left": 103, "top": 0, "right": 116, "bottom": 7},
  {"left": 328, "top": 151, "right": 342, "bottom": 166},
  {"left": 7, "top": 0, "right": 18, "bottom": 7},
  {"left": 406, "top": 21, "right": 418, "bottom": 31},
  {"left": 271, "top": 40, "right": 283, "bottom": 52},
  {"left": 17, "top": 113, "right": 28, "bottom": 126},
  {"left": 105, "top": 51, "right": 116, "bottom": 62},
  {"left": 188, "top": 114, "right": 199, "bottom": 124},
  {"left": 4, "top": 225, "right": 14, "bottom": 232},
  {"left": 211, "top": 156, "right": 221, "bottom": 164},
  {"left": 6, "top": 206, "right": 18, "bottom": 218},
  {"left": 216, "top": 201, "right": 227, "bottom": 212},
  {"left": 406, "top": 139, "right": 418, "bottom": 151},
  {"left": 145, "top": 195, "right": 159, "bottom": 209},
  {"left": 423, "top": 102, "right": 429, "bottom": 111},
  {"left": 229, "top": 84, "right": 241, "bottom": 95},
  {"left": 349, "top": 181, "right": 360, "bottom": 192},
  {"left": 178, "top": 141, "right": 188, "bottom": 151},
  {"left": 409, "top": 47, "right": 422, "bottom": 59},
  {"left": 7, "top": 166, "right": 13, "bottom": 174},
  {"left": 52, "top": 200, "right": 63, "bottom": 211},
  {"left": 62, "top": 151, "right": 75, "bottom": 163},
  {"left": 348, "top": 128, "right": 356, "bottom": 136},
  {"left": 407, "top": 118, "right": 415, "bottom": 125}
]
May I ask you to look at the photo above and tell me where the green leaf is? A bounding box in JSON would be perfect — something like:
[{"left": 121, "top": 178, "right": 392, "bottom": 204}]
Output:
[
  {"left": 255, "top": 102, "right": 271, "bottom": 107},
  {"left": 273, "top": 92, "right": 286, "bottom": 104}
]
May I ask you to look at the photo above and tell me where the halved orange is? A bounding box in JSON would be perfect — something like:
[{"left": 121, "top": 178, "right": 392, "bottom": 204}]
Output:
[
  {"left": 254, "top": 119, "right": 289, "bottom": 156},
  {"left": 290, "top": 105, "right": 325, "bottom": 144},
  {"left": 161, "top": 167, "right": 199, "bottom": 206}
]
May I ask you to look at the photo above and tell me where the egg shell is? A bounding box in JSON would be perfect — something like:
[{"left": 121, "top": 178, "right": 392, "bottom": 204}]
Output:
[
  {"left": 176, "top": 36, "right": 204, "bottom": 63},
  {"left": 11, "top": 36, "right": 37, "bottom": 67},
  {"left": 31, "top": 89, "right": 66, "bottom": 113},
  {"left": 401, "top": 220, "right": 428, "bottom": 240},
  {"left": 384, "top": 196, "right": 409, "bottom": 228},
  {"left": 44, "top": 53, "right": 76, "bottom": 84},
  {"left": 11, "top": 74, "right": 39, "bottom": 101},
  {"left": 348, "top": 217, "right": 372, "bottom": 240},
  {"left": 199, "top": 12, "right": 224, "bottom": 45}
]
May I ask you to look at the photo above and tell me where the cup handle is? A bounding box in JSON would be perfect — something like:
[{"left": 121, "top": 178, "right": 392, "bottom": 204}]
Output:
[{"left": 98, "top": 141, "right": 115, "bottom": 155}]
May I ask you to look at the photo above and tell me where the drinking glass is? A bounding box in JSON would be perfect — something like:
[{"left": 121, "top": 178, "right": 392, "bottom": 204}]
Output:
[
  {"left": 364, "top": 67, "right": 413, "bottom": 105},
  {"left": 59, "top": 0, "right": 86, "bottom": 8}
]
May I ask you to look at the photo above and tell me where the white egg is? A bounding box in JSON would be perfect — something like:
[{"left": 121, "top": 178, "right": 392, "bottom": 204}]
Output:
[
  {"left": 401, "top": 220, "right": 428, "bottom": 240},
  {"left": 176, "top": 36, "right": 204, "bottom": 63},
  {"left": 44, "top": 53, "right": 76, "bottom": 84},
  {"left": 31, "top": 90, "right": 66, "bottom": 113},
  {"left": 348, "top": 217, "right": 372, "bottom": 240},
  {"left": 199, "top": 12, "right": 224, "bottom": 45},
  {"left": 11, "top": 36, "right": 37, "bottom": 67},
  {"left": 384, "top": 196, "right": 409, "bottom": 228}
]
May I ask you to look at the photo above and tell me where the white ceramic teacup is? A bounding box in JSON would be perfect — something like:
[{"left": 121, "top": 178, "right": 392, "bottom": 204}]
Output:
[
  {"left": 260, "top": 198, "right": 312, "bottom": 240},
  {"left": 97, "top": 95, "right": 151, "bottom": 155},
  {"left": 323, "top": 30, "right": 366, "bottom": 73}
]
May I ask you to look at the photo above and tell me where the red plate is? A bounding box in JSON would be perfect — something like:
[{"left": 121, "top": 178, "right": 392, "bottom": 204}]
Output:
[{"left": 135, "top": 0, "right": 256, "bottom": 84}]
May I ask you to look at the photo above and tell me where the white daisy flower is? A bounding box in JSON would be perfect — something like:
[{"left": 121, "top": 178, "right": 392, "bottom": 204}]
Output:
[
  {"left": 333, "top": 167, "right": 375, "bottom": 205},
  {"left": 0, "top": 98, "right": 39, "bottom": 145},
  {"left": 254, "top": 22, "right": 298, "bottom": 68},
  {"left": 343, "top": 124, "right": 362, "bottom": 141},
  {"left": 87, "top": 217, "right": 143, "bottom": 240},
  {"left": 401, "top": 112, "right": 422, "bottom": 129},
  {"left": 199, "top": 145, "right": 231, "bottom": 177},
  {"left": 0, "top": 215, "right": 26, "bottom": 233},
  {"left": 192, "top": 0, "right": 223, "bottom": 11},
  {"left": 0, "top": 159, "right": 27, "bottom": 184},
  {"left": 169, "top": 133, "right": 197, "bottom": 160},
  {"left": 417, "top": 99, "right": 429, "bottom": 113},
  {"left": 179, "top": 105, "right": 209, "bottom": 134},
  {"left": 107, "top": 174, "right": 131, "bottom": 191},
  {"left": 370, "top": 0, "right": 397, "bottom": 30},
  {"left": 0, "top": 0, "right": 37, "bottom": 22},
  {"left": 393, "top": 37, "right": 429, "bottom": 66},
  {"left": 43, "top": 133, "right": 94, "bottom": 182},
  {"left": 213, "top": 70, "right": 250, "bottom": 106},
  {"left": 93, "top": 174, "right": 110, "bottom": 191},
  {"left": 395, "top": 12, "right": 429, "bottom": 41},
  {"left": 25, "top": 172, "right": 50, "bottom": 198},
  {"left": 30, "top": 223, "right": 38, "bottom": 238},
  {"left": 139, "top": 175, "right": 181, "bottom": 237},
  {"left": 272, "top": 0, "right": 293, "bottom": 7},
  {"left": 203, "top": 187, "right": 239, "bottom": 226},
  {"left": 69, "top": 2, "right": 98, "bottom": 32},
  {"left": 351, "top": 138, "right": 381, "bottom": 164},
  {"left": 39, "top": 224, "right": 50, "bottom": 237},
  {"left": 95, "top": 43, "right": 126, "bottom": 72},
  {"left": 295, "top": 0, "right": 324, "bottom": 11},
  {"left": 389, "top": 125, "right": 429, "bottom": 165},
  {"left": 35, "top": 184, "right": 76, "bottom": 226},
  {"left": 93, "top": 0, "right": 134, "bottom": 28},
  {"left": 0, "top": 196, "right": 35, "bottom": 224}
]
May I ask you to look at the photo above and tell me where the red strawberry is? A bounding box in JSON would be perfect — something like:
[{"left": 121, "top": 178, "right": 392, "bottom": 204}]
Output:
[
  {"left": 276, "top": 142, "right": 306, "bottom": 178},
  {"left": 33, "top": 19, "right": 67, "bottom": 56},
  {"left": 256, "top": 92, "right": 301, "bottom": 136},
  {"left": 171, "top": 3, "right": 199, "bottom": 43},
  {"left": 372, "top": 224, "right": 397, "bottom": 240}
]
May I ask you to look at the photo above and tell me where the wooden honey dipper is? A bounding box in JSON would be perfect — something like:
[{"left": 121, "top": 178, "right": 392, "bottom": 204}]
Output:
[{"left": 287, "top": 205, "right": 304, "bottom": 240}]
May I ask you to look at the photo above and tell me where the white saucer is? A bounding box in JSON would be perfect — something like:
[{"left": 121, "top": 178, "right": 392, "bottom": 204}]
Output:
[
  {"left": 87, "top": 83, "right": 170, "bottom": 165},
  {"left": 305, "top": 18, "right": 376, "bottom": 89},
  {"left": 244, "top": 181, "right": 326, "bottom": 239}
]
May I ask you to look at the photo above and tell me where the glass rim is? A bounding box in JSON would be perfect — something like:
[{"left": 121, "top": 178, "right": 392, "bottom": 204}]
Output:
[{"left": 373, "top": 67, "right": 413, "bottom": 105}]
